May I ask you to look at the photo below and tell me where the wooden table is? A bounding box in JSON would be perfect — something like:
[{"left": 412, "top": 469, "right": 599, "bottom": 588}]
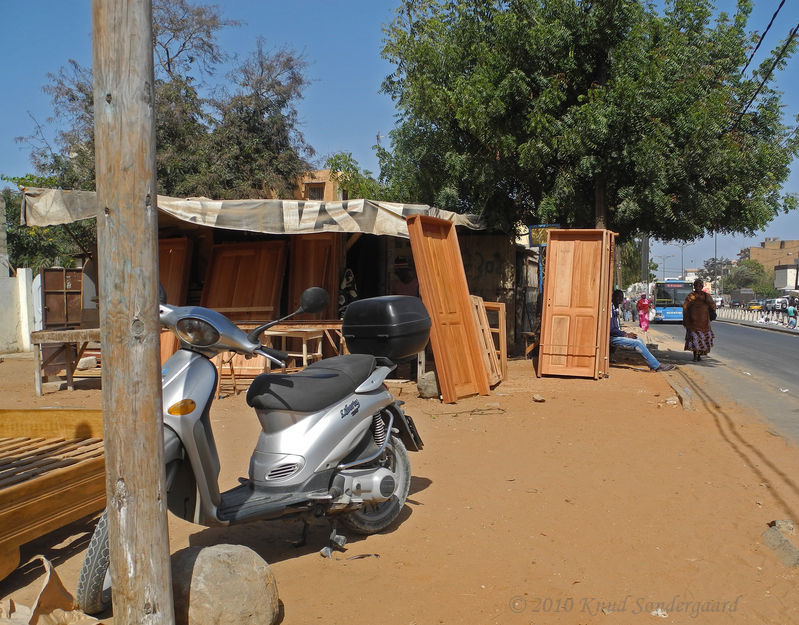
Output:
[
  {"left": 30, "top": 328, "right": 102, "bottom": 396},
  {"left": 213, "top": 321, "right": 344, "bottom": 396},
  {"left": 262, "top": 328, "right": 324, "bottom": 368}
]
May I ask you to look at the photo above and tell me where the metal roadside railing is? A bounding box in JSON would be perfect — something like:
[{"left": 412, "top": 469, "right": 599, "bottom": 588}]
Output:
[{"left": 715, "top": 306, "right": 798, "bottom": 333}]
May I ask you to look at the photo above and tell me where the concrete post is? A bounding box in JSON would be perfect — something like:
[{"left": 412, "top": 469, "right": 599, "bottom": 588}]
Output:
[{"left": 16, "top": 269, "right": 34, "bottom": 352}]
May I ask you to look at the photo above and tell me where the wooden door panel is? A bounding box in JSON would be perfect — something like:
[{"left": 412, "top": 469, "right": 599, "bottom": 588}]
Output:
[
  {"left": 200, "top": 241, "right": 287, "bottom": 321},
  {"left": 158, "top": 236, "right": 193, "bottom": 306},
  {"left": 288, "top": 234, "right": 340, "bottom": 319},
  {"left": 407, "top": 216, "right": 489, "bottom": 403}
]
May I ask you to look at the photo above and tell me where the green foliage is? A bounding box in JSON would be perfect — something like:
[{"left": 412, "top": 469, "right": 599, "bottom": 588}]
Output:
[
  {"left": 200, "top": 40, "right": 314, "bottom": 199},
  {"left": 723, "top": 258, "right": 776, "bottom": 297},
  {"left": 17, "top": 2, "right": 312, "bottom": 200},
  {"left": 2, "top": 175, "right": 96, "bottom": 273},
  {"left": 379, "top": 0, "right": 799, "bottom": 238},
  {"left": 618, "top": 237, "right": 656, "bottom": 288},
  {"left": 325, "top": 152, "right": 383, "bottom": 200}
]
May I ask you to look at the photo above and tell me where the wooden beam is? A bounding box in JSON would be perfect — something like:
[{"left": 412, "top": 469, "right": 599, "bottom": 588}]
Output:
[{"left": 92, "top": 1, "right": 175, "bottom": 623}]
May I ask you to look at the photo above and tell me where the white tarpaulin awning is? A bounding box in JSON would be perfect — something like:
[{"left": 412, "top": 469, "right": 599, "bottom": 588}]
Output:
[{"left": 21, "top": 187, "right": 483, "bottom": 238}]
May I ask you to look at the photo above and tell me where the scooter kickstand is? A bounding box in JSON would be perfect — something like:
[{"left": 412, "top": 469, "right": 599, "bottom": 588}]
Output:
[
  {"left": 320, "top": 521, "right": 348, "bottom": 558},
  {"left": 293, "top": 518, "right": 310, "bottom": 548}
]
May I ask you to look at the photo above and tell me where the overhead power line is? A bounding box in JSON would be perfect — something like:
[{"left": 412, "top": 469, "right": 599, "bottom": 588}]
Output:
[
  {"left": 740, "top": 0, "right": 786, "bottom": 76},
  {"left": 729, "top": 21, "right": 799, "bottom": 133}
]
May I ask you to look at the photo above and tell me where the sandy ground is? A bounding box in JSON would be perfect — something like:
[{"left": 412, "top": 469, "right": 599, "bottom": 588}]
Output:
[{"left": 2, "top": 327, "right": 799, "bottom": 624}]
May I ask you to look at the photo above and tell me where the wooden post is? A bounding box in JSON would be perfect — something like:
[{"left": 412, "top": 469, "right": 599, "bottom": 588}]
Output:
[{"left": 92, "top": 1, "right": 175, "bottom": 623}]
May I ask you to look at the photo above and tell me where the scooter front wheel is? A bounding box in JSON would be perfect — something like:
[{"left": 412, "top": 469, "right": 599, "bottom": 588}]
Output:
[
  {"left": 340, "top": 435, "right": 411, "bottom": 535},
  {"left": 76, "top": 509, "right": 111, "bottom": 615}
]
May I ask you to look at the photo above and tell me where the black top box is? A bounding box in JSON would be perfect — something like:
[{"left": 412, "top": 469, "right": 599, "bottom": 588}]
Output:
[{"left": 342, "top": 296, "right": 431, "bottom": 361}]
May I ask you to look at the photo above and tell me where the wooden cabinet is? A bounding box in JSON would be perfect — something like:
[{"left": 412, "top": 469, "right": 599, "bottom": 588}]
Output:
[{"left": 537, "top": 229, "right": 616, "bottom": 379}]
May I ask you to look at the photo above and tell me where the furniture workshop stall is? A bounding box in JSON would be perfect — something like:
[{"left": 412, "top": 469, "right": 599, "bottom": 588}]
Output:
[
  {"left": 536, "top": 229, "right": 616, "bottom": 379},
  {"left": 21, "top": 188, "right": 484, "bottom": 392}
]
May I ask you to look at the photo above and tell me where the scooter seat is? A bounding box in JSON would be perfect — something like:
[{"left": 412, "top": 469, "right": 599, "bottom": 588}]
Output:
[{"left": 246, "top": 354, "right": 377, "bottom": 412}]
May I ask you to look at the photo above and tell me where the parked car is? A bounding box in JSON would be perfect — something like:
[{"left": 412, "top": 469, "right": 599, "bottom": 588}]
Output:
[
  {"left": 747, "top": 300, "right": 762, "bottom": 311},
  {"left": 764, "top": 298, "right": 777, "bottom": 311}
]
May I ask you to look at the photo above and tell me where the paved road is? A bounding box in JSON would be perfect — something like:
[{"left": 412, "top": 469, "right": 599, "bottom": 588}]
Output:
[{"left": 649, "top": 320, "right": 799, "bottom": 442}]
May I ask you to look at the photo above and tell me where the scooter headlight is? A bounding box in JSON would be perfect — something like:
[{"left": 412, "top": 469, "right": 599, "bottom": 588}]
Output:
[{"left": 175, "top": 317, "right": 220, "bottom": 346}]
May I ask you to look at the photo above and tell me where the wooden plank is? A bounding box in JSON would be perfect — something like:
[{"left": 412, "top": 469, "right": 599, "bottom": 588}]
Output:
[
  {"left": 93, "top": 0, "right": 175, "bottom": 620},
  {"left": 0, "top": 409, "right": 104, "bottom": 439},
  {"left": 160, "top": 329, "right": 179, "bottom": 365},
  {"left": 407, "top": 215, "right": 490, "bottom": 403},
  {"left": 31, "top": 328, "right": 101, "bottom": 344},
  {"left": 201, "top": 241, "right": 287, "bottom": 321},
  {"left": 470, "top": 295, "right": 501, "bottom": 386},
  {"left": 483, "top": 301, "right": 508, "bottom": 380},
  {"left": 158, "top": 236, "right": 193, "bottom": 305}
]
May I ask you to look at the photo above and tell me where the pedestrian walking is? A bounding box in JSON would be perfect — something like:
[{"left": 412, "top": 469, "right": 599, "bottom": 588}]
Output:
[
  {"left": 787, "top": 302, "right": 797, "bottom": 329},
  {"left": 683, "top": 278, "right": 715, "bottom": 361},
  {"left": 636, "top": 292, "right": 653, "bottom": 342}
]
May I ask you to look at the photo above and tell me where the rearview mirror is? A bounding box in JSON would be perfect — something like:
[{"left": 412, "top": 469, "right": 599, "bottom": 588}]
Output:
[{"left": 300, "top": 287, "right": 329, "bottom": 314}]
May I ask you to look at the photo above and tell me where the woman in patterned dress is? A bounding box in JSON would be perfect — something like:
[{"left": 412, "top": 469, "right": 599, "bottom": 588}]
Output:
[{"left": 683, "top": 279, "right": 716, "bottom": 361}]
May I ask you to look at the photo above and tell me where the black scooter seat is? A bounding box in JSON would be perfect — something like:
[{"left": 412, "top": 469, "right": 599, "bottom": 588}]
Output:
[{"left": 246, "top": 354, "right": 377, "bottom": 413}]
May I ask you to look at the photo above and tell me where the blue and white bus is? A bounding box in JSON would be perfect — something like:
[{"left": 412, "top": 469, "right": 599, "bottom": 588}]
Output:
[{"left": 653, "top": 280, "right": 693, "bottom": 322}]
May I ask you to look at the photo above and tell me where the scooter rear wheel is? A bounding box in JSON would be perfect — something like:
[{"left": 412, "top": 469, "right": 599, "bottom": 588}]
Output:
[
  {"left": 340, "top": 435, "right": 411, "bottom": 534},
  {"left": 76, "top": 509, "right": 112, "bottom": 615}
]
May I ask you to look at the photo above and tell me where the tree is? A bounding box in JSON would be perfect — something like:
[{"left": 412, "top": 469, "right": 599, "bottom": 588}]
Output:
[
  {"left": 325, "top": 152, "right": 383, "bottom": 200},
  {"left": 200, "top": 40, "right": 313, "bottom": 199},
  {"left": 16, "top": 1, "right": 312, "bottom": 200},
  {"left": 698, "top": 257, "right": 735, "bottom": 292},
  {"left": 379, "top": 0, "right": 799, "bottom": 239},
  {"left": 723, "top": 258, "right": 769, "bottom": 293}
]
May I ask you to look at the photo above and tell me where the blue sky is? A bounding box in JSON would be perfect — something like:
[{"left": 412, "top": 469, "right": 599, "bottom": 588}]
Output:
[{"left": 0, "top": 1, "right": 796, "bottom": 272}]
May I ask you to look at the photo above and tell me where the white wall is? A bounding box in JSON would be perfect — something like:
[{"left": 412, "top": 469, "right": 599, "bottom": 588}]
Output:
[{"left": 0, "top": 269, "right": 34, "bottom": 354}]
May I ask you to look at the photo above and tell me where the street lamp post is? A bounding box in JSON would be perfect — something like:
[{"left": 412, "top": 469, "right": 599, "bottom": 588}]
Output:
[
  {"left": 674, "top": 242, "right": 694, "bottom": 279},
  {"left": 653, "top": 254, "right": 674, "bottom": 280}
]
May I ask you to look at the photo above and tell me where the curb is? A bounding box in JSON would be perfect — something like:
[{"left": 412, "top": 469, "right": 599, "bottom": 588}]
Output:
[
  {"left": 664, "top": 376, "right": 693, "bottom": 410},
  {"left": 716, "top": 317, "right": 798, "bottom": 335}
]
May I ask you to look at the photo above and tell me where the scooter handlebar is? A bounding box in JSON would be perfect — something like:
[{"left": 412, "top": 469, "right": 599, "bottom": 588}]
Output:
[{"left": 255, "top": 346, "right": 290, "bottom": 366}]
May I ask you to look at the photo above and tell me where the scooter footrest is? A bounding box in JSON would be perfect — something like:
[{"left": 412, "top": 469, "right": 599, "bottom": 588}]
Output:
[{"left": 218, "top": 484, "right": 307, "bottom": 523}]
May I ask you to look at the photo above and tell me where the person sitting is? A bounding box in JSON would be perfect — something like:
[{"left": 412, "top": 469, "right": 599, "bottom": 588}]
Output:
[{"left": 610, "top": 289, "right": 675, "bottom": 372}]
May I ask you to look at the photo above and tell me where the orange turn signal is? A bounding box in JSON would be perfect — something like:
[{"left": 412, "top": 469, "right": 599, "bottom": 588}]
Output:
[{"left": 167, "top": 399, "right": 196, "bottom": 415}]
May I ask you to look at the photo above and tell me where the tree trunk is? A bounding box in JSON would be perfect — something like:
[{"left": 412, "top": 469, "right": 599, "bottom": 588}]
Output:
[{"left": 594, "top": 175, "right": 607, "bottom": 230}]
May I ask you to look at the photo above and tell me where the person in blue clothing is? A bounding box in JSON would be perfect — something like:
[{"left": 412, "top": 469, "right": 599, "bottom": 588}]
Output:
[
  {"left": 611, "top": 289, "right": 675, "bottom": 372},
  {"left": 787, "top": 302, "right": 797, "bottom": 329}
]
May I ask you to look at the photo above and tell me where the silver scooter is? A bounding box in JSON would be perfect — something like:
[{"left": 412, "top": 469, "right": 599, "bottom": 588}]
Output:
[{"left": 77, "top": 287, "right": 428, "bottom": 614}]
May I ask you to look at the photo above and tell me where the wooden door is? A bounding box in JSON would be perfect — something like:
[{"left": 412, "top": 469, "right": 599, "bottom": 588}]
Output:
[
  {"left": 200, "top": 241, "right": 287, "bottom": 321},
  {"left": 407, "top": 215, "right": 489, "bottom": 403},
  {"left": 537, "top": 229, "right": 615, "bottom": 379},
  {"left": 287, "top": 233, "right": 341, "bottom": 319},
  {"left": 158, "top": 236, "right": 193, "bottom": 306}
]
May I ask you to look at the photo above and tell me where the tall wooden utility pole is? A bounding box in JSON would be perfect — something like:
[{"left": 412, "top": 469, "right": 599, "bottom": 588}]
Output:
[{"left": 92, "top": 1, "right": 175, "bottom": 623}]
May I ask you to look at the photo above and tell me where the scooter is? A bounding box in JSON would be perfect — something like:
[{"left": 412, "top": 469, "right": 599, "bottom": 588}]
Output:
[{"left": 77, "top": 286, "right": 428, "bottom": 614}]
